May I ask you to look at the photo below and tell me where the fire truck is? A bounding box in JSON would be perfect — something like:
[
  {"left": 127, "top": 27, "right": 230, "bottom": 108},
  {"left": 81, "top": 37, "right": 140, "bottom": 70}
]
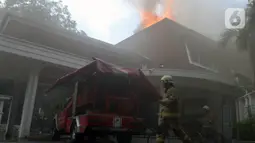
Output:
[{"left": 46, "top": 58, "right": 160, "bottom": 143}]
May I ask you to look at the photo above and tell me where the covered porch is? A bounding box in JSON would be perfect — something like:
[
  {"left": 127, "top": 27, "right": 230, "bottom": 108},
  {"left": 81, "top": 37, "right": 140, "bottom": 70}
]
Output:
[{"left": 0, "top": 50, "right": 74, "bottom": 139}]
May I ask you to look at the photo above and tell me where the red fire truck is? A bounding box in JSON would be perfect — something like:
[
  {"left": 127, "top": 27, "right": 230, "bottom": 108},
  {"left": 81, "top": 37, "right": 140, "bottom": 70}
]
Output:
[{"left": 46, "top": 58, "right": 160, "bottom": 143}]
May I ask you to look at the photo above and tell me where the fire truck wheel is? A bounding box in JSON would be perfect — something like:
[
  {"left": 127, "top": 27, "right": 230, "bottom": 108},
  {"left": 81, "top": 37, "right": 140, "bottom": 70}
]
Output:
[
  {"left": 51, "top": 120, "right": 60, "bottom": 141},
  {"left": 52, "top": 129, "right": 60, "bottom": 141},
  {"left": 116, "top": 133, "right": 132, "bottom": 143},
  {"left": 84, "top": 127, "right": 96, "bottom": 143},
  {"left": 70, "top": 123, "right": 84, "bottom": 143}
]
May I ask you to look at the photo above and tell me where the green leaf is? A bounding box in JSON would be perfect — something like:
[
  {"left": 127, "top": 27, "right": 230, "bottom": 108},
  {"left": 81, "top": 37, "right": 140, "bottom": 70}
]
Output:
[{"left": 2, "top": 0, "right": 85, "bottom": 34}]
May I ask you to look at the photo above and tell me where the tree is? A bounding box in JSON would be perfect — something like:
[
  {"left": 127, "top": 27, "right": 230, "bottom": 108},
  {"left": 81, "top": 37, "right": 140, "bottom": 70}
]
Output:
[
  {"left": 220, "top": 1, "right": 255, "bottom": 122},
  {"left": 219, "top": 0, "right": 255, "bottom": 82},
  {"left": 1, "top": 0, "right": 86, "bottom": 35}
]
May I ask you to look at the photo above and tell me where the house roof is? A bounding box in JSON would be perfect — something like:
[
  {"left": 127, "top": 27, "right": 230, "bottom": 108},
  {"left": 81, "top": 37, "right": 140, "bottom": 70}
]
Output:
[
  {"left": 116, "top": 18, "right": 214, "bottom": 70},
  {"left": 116, "top": 18, "right": 253, "bottom": 79},
  {"left": 0, "top": 11, "right": 150, "bottom": 68}
]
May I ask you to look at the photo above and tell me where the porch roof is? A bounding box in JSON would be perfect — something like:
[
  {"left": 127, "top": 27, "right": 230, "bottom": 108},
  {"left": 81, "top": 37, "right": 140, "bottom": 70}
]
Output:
[{"left": 0, "top": 11, "right": 150, "bottom": 68}]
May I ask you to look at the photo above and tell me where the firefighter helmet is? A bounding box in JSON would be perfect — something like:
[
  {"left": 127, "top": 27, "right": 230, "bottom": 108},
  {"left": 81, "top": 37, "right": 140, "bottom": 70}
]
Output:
[
  {"left": 203, "top": 105, "right": 210, "bottom": 111},
  {"left": 161, "top": 75, "right": 173, "bottom": 83}
]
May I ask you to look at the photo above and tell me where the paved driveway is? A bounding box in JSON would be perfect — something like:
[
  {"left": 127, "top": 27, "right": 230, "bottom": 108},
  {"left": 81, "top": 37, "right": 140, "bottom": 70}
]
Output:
[
  {"left": 1, "top": 138, "right": 182, "bottom": 143},
  {"left": 1, "top": 135, "right": 182, "bottom": 143}
]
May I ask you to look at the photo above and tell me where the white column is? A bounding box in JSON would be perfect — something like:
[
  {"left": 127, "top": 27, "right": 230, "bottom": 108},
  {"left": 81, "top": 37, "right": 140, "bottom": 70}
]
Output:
[
  {"left": 18, "top": 69, "right": 40, "bottom": 138},
  {"left": 239, "top": 99, "right": 245, "bottom": 121},
  {"left": 235, "top": 100, "right": 240, "bottom": 122},
  {"left": 0, "top": 101, "right": 4, "bottom": 124},
  {"left": 244, "top": 97, "right": 250, "bottom": 119},
  {"left": 248, "top": 95, "right": 253, "bottom": 115}
]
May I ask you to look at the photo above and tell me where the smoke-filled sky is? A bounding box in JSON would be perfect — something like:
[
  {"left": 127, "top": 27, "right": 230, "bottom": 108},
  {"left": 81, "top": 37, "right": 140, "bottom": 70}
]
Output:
[{"left": 63, "top": 0, "right": 247, "bottom": 44}]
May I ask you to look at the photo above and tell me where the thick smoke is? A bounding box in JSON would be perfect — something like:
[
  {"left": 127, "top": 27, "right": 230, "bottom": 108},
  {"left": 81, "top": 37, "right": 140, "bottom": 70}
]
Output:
[
  {"left": 175, "top": 0, "right": 247, "bottom": 41},
  {"left": 128, "top": 0, "right": 160, "bottom": 12},
  {"left": 173, "top": 0, "right": 226, "bottom": 41},
  {"left": 128, "top": 0, "right": 247, "bottom": 41},
  {"left": 128, "top": 0, "right": 173, "bottom": 17}
]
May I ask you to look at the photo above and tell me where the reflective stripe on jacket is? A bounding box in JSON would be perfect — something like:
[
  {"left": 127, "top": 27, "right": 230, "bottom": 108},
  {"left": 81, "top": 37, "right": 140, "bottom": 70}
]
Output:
[
  {"left": 159, "top": 87, "right": 179, "bottom": 118},
  {"left": 159, "top": 111, "right": 180, "bottom": 118}
]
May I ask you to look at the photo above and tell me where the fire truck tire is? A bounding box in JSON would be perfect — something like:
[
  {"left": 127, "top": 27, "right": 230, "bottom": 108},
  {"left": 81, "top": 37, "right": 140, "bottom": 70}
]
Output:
[
  {"left": 116, "top": 133, "right": 132, "bottom": 143},
  {"left": 51, "top": 120, "right": 60, "bottom": 141},
  {"left": 52, "top": 129, "right": 60, "bottom": 141},
  {"left": 84, "top": 127, "right": 96, "bottom": 143},
  {"left": 70, "top": 123, "right": 84, "bottom": 143}
]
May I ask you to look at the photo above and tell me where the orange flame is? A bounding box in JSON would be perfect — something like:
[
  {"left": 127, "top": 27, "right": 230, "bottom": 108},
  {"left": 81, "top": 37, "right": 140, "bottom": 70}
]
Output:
[{"left": 140, "top": 0, "right": 174, "bottom": 29}]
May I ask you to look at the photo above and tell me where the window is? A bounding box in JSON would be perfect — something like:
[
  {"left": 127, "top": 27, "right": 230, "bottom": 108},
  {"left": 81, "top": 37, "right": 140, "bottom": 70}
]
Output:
[{"left": 184, "top": 42, "right": 218, "bottom": 73}]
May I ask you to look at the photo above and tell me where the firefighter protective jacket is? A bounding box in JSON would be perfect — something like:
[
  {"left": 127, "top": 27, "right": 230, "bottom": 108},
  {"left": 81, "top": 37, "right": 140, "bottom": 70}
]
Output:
[{"left": 159, "top": 87, "right": 179, "bottom": 118}]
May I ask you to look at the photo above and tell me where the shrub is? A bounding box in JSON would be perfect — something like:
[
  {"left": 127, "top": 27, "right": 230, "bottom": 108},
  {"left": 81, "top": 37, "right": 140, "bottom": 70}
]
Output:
[{"left": 237, "top": 118, "right": 255, "bottom": 141}]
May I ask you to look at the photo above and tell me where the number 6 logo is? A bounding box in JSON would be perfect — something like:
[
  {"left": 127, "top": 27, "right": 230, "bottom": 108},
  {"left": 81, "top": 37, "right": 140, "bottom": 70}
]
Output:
[
  {"left": 230, "top": 11, "right": 241, "bottom": 26},
  {"left": 225, "top": 8, "right": 245, "bottom": 29}
]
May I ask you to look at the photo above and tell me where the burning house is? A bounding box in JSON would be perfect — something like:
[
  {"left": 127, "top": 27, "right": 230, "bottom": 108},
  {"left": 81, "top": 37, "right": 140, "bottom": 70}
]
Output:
[
  {"left": 0, "top": 5, "right": 251, "bottom": 142},
  {"left": 116, "top": 16, "right": 252, "bottom": 139}
]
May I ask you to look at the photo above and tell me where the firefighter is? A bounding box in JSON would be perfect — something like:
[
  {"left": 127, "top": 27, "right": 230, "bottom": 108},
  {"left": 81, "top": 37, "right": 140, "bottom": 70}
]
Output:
[
  {"left": 156, "top": 75, "right": 191, "bottom": 143},
  {"left": 201, "top": 105, "right": 214, "bottom": 130},
  {"left": 201, "top": 105, "right": 217, "bottom": 142}
]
